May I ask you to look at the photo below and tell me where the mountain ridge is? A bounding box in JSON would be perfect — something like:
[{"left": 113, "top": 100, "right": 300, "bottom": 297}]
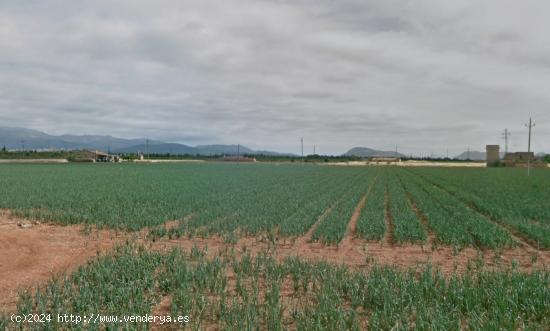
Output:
[
  {"left": 343, "top": 147, "right": 406, "bottom": 158},
  {"left": 0, "top": 126, "right": 293, "bottom": 156}
]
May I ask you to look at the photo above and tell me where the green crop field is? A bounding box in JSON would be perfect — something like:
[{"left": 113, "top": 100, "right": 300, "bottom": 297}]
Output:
[
  {"left": 1, "top": 163, "right": 549, "bottom": 248},
  {"left": 1, "top": 163, "right": 549, "bottom": 330}
]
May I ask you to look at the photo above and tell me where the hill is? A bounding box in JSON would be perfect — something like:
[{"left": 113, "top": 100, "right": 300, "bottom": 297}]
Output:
[
  {"left": 343, "top": 147, "right": 406, "bottom": 158},
  {"left": 0, "top": 126, "right": 162, "bottom": 150},
  {"left": 0, "top": 127, "right": 292, "bottom": 156},
  {"left": 454, "top": 151, "right": 485, "bottom": 161},
  {"left": 454, "top": 151, "right": 506, "bottom": 161},
  {"left": 194, "top": 144, "right": 254, "bottom": 156},
  {"left": 114, "top": 144, "right": 294, "bottom": 156},
  {"left": 114, "top": 143, "right": 199, "bottom": 155}
]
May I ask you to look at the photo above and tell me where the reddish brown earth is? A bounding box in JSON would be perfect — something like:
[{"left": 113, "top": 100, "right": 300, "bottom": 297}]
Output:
[
  {"left": 2, "top": 210, "right": 549, "bottom": 316},
  {"left": 152, "top": 233, "right": 550, "bottom": 276},
  {"left": 0, "top": 211, "right": 122, "bottom": 312}
]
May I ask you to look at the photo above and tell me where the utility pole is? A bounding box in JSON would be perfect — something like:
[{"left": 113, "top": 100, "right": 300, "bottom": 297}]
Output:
[
  {"left": 446, "top": 148, "right": 449, "bottom": 159},
  {"left": 237, "top": 144, "right": 240, "bottom": 160},
  {"left": 313, "top": 145, "right": 316, "bottom": 155},
  {"left": 467, "top": 146, "right": 470, "bottom": 161},
  {"left": 21, "top": 139, "right": 25, "bottom": 151},
  {"left": 502, "top": 128, "right": 511, "bottom": 155},
  {"left": 301, "top": 137, "right": 303, "bottom": 160},
  {"left": 525, "top": 117, "right": 535, "bottom": 176},
  {"left": 145, "top": 137, "right": 149, "bottom": 160},
  {"left": 395, "top": 145, "right": 398, "bottom": 157}
]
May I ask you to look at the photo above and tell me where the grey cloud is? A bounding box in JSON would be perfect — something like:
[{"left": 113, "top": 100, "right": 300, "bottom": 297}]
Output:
[{"left": 0, "top": 0, "right": 549, "bottom": 155}]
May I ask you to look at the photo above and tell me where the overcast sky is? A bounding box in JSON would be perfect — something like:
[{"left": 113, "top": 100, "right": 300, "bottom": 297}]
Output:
[{"left": 1, "top": 0, "right": 549, "bottom": 156}]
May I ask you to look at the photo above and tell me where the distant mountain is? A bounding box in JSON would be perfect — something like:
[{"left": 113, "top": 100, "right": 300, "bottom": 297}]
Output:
[
  {"left": 114, "top": 143, "right": 293, "bottom": 156},
  {"left": 56, "top": 134, "right": 163, "bottom": 150},
  {"left": 0, "top": 126, "right": 162, "bottom": 150},
  {"left": 0, "top": 127, "right": 80, "bottom": 150},
  {"left": 114, "top": 143, "right": 199, "bottom": 155},
  {"left": 343, "top": 147, "right": 406, "bottom": 158},
  {"left": 453, "top": 151, "right": 485, "bottom": 161},
  {"left": 0, "top": 127, "right": 292, "bottom": 156},
  {"left": 195, "top": 144, "right": 254, "bottom": 156},
  {"left": 454, "top": 151, "right": 506, "bottom": 161},
  {"left": 254, "top": 150, "right": 297, "bottom": 157}
]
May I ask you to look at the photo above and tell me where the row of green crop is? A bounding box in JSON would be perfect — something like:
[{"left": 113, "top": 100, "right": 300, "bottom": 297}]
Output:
[
  {"left": 2, "top": 244, "right": 548, "bottom": 330},
  {"left": 191, "top": 166, "right": 366, "bottom": 237},
  {"left": 386, "top": 174, "right": 426, "bottom": 243},
  {"left": 152, "top": 166, "right": 369, "bottom": 241},
  {"left": 2, "top": 163, "right": 547, "bottom": 249},
  {"left": 355, "top": 171, "right": 386, "bottom": 241},
  {"left": 409, "top": 168, "right": 550, "bottom": 248},
  {"left": 276, "top": 170, "right": 366, "bottom": 237},
  {"left": 0, "top": 163, "right": 373, "bottom": 239},
  {"left": 398, "top": 169, "right": 515, "bottom": 249},
  {"left": 310, "top": 169, "right": 376, "bottom": 244}
]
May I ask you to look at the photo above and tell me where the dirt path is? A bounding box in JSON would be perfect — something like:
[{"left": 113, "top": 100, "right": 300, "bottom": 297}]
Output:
[
  {"left": 0, "top": 211, "right": 122, "bottom": 312},
  {"left": 150, "top": 295, "right": 174, "bottom": 330},
  {"left": 339, "top": 174, "right": 380, "bottom": 252},
  {"left": 152, "top": 234, "right": 549, "bottom": 277},
  {"left": 294, "top": 200, "right": 339, "bottom": 247},
  {"left": 339, "top": 194, "right": 367, "bottom": 249},
  {"left": 403, "top": 190, "right": 436, "bottom": 249}
]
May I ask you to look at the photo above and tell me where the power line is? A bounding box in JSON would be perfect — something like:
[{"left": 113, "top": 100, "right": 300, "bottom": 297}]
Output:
[{"left": 529, "top": 110, "right": 550, "bottom": 121}]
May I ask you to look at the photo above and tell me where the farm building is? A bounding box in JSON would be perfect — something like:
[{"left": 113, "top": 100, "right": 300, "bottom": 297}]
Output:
[
  {"left": 486, "top": 145, "right": 545, "bottom": 168},
  {"left": 367, "top": 156, "right": 401, "bottom": 165},
  {"left": 76, "top": 150, "right": 121, "bottom": 162},
  {"left": 501, "top": 152, "right": 546, "bottom": 168}
]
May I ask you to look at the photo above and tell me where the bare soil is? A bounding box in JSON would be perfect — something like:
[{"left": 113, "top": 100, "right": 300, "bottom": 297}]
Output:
[
  {"left": 0, "top": 211, "right": 122, "bottom": 312},
  {"left": 339, "top": 193, "right": 367, "bottom": 253},
  {"left": 293, "top": 203, "right": 335, "bottom": 247},
  {"left": 152, "top": 234, "right": 549, "bottom": 276},
  {"left": 2, "top": 209, "right": 549, "bottom": 316}
]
